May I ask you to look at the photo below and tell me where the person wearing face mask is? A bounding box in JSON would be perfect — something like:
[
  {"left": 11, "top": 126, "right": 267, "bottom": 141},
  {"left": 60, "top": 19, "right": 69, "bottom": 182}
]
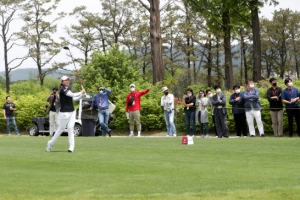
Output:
[
  {"left": 243, "top": 80, "right": 265, "bottom": 137},
  {"left": 183, "top": 88, "right": 196, "bottom": 137},
  {"left": 90, "top": 86, "right": 112, "bottom": 137},
  {"left": 196, "top": 90, "right": 210, "bottom": 138},
  {"left": 161, "top": 86, "right": 177, "bottom": 137},
  {"left": 126, "top": 83, "right": 151, "bottom": 137},
  {"left": 206, "top": 89, "right": 217, "bottom": 137},
  {"left": 212, "top": 85, "right": 229, "bottom": 138},
  {"left": 3, "top": 96, "right": 20, "bottom": 136},
  {"left": 229, "top": 85, "right": 247, "bottom": 138},
  {"left": 267, "top": 78, "right": 283, "bottom": 137},
  {"left": 281, "top": 78, "right": 300, "bottom": 137}
]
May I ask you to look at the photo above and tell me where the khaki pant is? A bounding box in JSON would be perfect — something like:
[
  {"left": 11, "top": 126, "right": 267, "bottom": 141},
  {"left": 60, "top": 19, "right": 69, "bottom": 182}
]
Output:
[
  {"left": 270, "top": 110, "right": 283, "bottom": 136},
  {"left": 129, "top": 110, "right": 141, "bottom": 131}
]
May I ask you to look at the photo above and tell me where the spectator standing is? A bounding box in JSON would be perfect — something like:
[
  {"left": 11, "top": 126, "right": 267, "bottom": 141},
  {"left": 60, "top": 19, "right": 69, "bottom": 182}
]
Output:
[
  {"left": 206, "top": 89, "right": 217, "bottom": 137},
  {"left": 281, "top": 78, "right": 300, "bottom": 137},
  {"left": 211, "top": 85, "right": 229, "bottom": 138},
  {"left": 267, "top": 78, "right": 284, "bottom": 137},
  {"left": 46, "top": 76, "right": 85, "bottom": 152},
  {"left": 126, "top": 84, "right": 150, "bottom": 137},
  {"left": 47, "top": 88, "right": 60, "bottom": 137},
  {"left": 229, "top": 85, "right": 247, "bottom": 137},
  {"left": 160, "top": 86, "right": 177, "bottom": 137},
  {"left": 3, "top": 96, "right": 20, "bottom": 136},
  {"left": 183, "top": 88, "right": 196, "bottom": 137},
  {"left": 243, "top": 80, "right": 265, "bottom": 137},
  {"left": 196, "top": 90, "right": 210, "bottom": 138},
  {"left": 90, "top": 86, "right": 112, "bottom": 137}
]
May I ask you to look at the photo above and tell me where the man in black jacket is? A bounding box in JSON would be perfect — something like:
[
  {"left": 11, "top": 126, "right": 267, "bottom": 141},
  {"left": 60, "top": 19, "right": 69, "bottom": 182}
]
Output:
[
  {"left": 183, "top": 88, "right": 196, "bottom": 137},
  {"left": 212, "top": 85, "right": 229, "bottom": 138}
]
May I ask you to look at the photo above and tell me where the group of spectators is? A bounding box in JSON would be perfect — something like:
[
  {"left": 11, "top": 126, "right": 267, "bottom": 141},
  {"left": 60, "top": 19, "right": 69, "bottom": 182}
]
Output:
[
  {"left": 182, "top": 78, "right": 300, "bottom": 138},
  {"left": 3, "top": 75, "right": 300, "bottom": 153}
]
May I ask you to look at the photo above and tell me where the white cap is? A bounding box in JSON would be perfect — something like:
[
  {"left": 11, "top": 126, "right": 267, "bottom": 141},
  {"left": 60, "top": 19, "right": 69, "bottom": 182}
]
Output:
[
  {"left": 162, "top": 86, "right": 168, "bottom": 93},
  {"left": 129, "top": 84, "right": 135, "bottom": 88},
  {"left": 60, "top": 75, "right": 70, "bottom": 81}
]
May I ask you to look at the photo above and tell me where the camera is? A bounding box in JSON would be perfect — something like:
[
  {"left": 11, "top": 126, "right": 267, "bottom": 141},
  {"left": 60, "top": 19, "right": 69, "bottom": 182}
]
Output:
[{"left": 53, "top": 91, "right": 57, "bottom": 94}]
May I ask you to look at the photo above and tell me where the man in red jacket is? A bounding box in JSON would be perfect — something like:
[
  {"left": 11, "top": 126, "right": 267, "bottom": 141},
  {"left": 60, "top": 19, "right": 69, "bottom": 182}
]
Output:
[{"left": 126, "top": 83, "right": 150, "bottom": 137}]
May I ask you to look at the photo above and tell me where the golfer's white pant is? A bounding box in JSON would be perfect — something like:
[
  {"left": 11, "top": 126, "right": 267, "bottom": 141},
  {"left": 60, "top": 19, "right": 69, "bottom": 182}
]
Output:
[
  {"left": 246, "top": 110, "right": 264, "bottom": 136},
  {"left": 49, "top": 111, "right": 58, "bottom": 135},
  {"left": 50, "top": 111, "right": 76, "bottom": 151}
]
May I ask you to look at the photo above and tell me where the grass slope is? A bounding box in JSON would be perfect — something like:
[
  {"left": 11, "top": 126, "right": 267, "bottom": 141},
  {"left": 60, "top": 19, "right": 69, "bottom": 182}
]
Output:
[{"left": 0, "top": 136, "right": 299, "bottom": 199}]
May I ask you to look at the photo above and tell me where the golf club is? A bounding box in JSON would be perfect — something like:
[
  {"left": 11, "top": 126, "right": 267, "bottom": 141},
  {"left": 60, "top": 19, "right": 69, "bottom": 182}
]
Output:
[{"left": 63, "top": 46, "right": 85, "bottom": 90}]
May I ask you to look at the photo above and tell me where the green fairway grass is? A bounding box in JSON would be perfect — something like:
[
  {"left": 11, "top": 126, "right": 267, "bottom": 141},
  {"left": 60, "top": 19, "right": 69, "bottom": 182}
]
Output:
[{"left": 0, "top": 135, "right": 300, "bottom": 199}]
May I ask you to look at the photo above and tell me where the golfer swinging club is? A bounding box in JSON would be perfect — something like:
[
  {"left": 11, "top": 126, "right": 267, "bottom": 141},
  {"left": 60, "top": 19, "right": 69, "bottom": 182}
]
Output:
[{"left": 46, "top": 75, "right": 85, "bottom": 152}]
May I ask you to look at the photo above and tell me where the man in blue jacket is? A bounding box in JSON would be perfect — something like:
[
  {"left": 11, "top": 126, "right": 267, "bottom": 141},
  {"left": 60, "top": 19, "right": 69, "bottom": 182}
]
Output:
[
  {"left": 281, "top": 78, "right": 300, "bottom": 137},
  {"left": 212, "top": 85, "right": 228, "bottom": 138},
  {"left": 229, "top": 85, "right": 247, "bottom": 137},
  {"left": 243, "top": 80, "right": 265, "bottom": 137},
  {"left": 90, "top": 86, "right": 112, "bottom": 137}
]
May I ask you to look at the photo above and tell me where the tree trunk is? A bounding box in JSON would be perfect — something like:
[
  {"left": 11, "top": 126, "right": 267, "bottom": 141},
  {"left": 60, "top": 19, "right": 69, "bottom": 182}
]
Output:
[
  {"left": 292, "top": 33, "right": 299, "bottom": 78},
  {"left": 84, "top": 48, "right": 88, "bottom": 65},
  {"left": 186, "top": 36, "right": 191, "bottom": 86},
  {"left": 295, "top": 57, "right": 299, "bottom": 79},
  {"left": 192, "top": 41, "right": 197, "bottom": 84},
  {"left": 243, "top": 47, "right": 248, "bottom": 82},
  {"left": 102, "top": 39, "right": 106, "bottom": 52},
  {"left": 250, "top": 0, "right": 262, "bottom": 82},
  {"left": 222, "top": 10, "right": 233, "bottom": 90},
  {"left": 207, "top": 34, "right": 212, "bottom": 87},
  {"left": 216, "top": 37, "right": 222, "bottom": 87},
  {"left": 240, "top": 28, "right": 244, "bottom": 84},
  {"left": 3, "top": 35, "right": 10, "bottom": 94},
  {"left": 149, "top": 0, "right": 164, "bottom": 84}
]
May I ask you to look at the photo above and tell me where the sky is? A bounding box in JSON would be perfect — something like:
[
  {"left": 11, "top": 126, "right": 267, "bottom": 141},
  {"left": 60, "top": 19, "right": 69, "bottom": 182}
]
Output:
[{"left": 1, "top": 0, "right": 300, "bottom": 72}]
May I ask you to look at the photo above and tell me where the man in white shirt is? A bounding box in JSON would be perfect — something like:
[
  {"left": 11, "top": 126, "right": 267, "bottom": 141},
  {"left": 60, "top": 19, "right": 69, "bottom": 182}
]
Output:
[{"left": 161, "top": 86, "right": 177, "bottom": 137}]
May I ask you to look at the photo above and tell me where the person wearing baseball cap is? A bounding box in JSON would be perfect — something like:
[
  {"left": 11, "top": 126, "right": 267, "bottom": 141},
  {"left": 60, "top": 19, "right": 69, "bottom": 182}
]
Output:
[
  {"left": 90, "top": 86, "right": 112, "bottom": 137},
  {"left": 46, "top": 75, "right": 86, "bottom": 153},
  {"left": 161, "top": 86, "right": 177, "bottom": 137},
  {"left": 126, "top": 83, "right": 151, "bottom": 137}
]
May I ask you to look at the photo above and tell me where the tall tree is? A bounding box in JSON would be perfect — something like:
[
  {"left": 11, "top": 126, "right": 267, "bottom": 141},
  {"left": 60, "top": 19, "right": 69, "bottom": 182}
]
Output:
[
  {"left": 18, "top": 0, "right": 66, "bottom": 85},
  {"left": 185, "top": 0, "right": 236, "bottom": 89},
  {"left": 121, "top": 5, "right": 151, "bottom": 75},
  {"left": 288, "top": 11, "right": 300, "bottom": 78},
  {"left": 177, "top": 3, "right": 199, "bottom": 85},
  {"left": 247, "top": 0, "right": 278, "bottom": 81},
  {"left": 61, "top": 6, "right": 97, "bottom": 65},
  {"left": 260, "top": 9, "right": 295, "bottom": 78},
  {"left": 0, "top": 0, "right": 28, "bottom": 93},
  {"left": 101, "top": 0, "right": 137, "bottom": 45},
  {"left": 138, "top": 0, "right": 165, "bottom": 84},
  {"left": 161, "top": 4, "right": 185, "bottom": 78}
]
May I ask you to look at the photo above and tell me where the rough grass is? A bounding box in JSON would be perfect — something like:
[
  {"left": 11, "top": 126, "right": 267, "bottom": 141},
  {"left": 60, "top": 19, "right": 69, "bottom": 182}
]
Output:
[{"left": 0, "top": 135, "right": 299, "bottom": 199}]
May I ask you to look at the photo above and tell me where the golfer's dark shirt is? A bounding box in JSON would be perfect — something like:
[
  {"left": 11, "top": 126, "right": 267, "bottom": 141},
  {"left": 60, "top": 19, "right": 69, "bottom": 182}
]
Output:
[
  {"left": 3, "top": 102, "right": 16, "bottom": 117},
  {"left": 59, "top": 87, "right": 74, "bottom": 112}
]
